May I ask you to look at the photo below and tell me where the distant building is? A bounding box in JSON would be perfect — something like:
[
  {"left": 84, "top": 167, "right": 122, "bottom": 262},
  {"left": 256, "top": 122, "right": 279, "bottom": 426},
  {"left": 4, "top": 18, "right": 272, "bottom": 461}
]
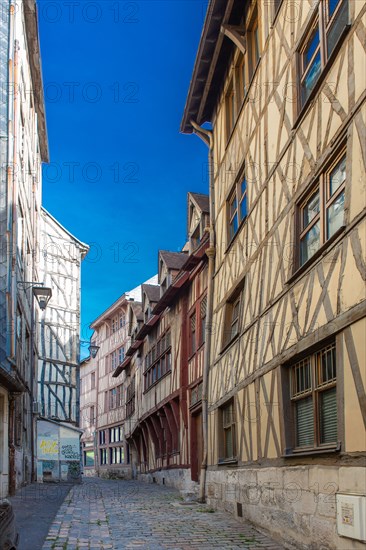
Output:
[
  {"left": 80, "top": 279, "right": 156, "bottom": 479},
  {"left": 181, "top": 0, "right": 366, "bottom": 548}
]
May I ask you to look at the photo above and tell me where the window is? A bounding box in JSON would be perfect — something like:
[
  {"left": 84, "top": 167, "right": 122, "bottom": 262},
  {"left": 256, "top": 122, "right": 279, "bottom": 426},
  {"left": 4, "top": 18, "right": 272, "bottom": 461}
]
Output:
[
  {"left": 118, "top": 347, "right": 125, "bottom": 365},
  {"left": 83, "top": 449, "right": 95, "bottom": 467},
  {"left": 99, "top": 430, "right": 106, "bottom": 445},
  {"left": 109, "top": 426, "right": 123, "bottom": 443},
  {"left": 110, "top": 446, "right": 124, "bottom": 464},
  {"left": 273, "top": 0, "right": 283, "bottom": 20},
  {"left": 119, "top": 313, "right": 125, "bottom": 328},
  {"left": 200, "top": 295, "right": 207, "bottom": 346},
  {"left": 126, "top": 376, "right": 136, "bottom": 418},
  {"left": 90, "top": 372, "right": 95, "bottom": 390},
  {"left": 236, "top": 53, "right": 246, "bottom": 107},
  {"left": 109, "top": 385, "right": 123, "bottom": 409},
  {"left": 248, "top": 7, "right": 260, "bottom": 79},
  {"left": 144, "top": 330, "right": 172, "bottom": 390},
  {"left": 110, "top": 351, "right": 118, "bottom": 371},
  {"left": 112, "top": 316, "right": 118, "bottom": 333},
  {"left": 299, "top": 0, "right": 349, "bottom": 106},
  {"left": 190, "top": 313, "right": 196, "bottom": 356},
  {"left": 222, "top": 281, "right": 244, "bottom": 349},
  {"left": 110, "top": 388, "right": 117, "bottom": 409},
  {"left": 289, "top": 342, "right": 337, "bottom": 450},
  {"left": 299, "top": 151, "right": 345, "bottom": 266},
  {"left": 228, "top": 177, "right": 247, "bottom": 242},
  {"left": 225, "top": 78, "right": 236, "bottom": 139},
  {"left": 100, "top": 448, "right": 108, "bottom": 465},
  {"left": 219, "top": 400, "right": 236, "bottom": 461},
  {"left": 89, "top": 406, "right": 95, "bottom": 425}
]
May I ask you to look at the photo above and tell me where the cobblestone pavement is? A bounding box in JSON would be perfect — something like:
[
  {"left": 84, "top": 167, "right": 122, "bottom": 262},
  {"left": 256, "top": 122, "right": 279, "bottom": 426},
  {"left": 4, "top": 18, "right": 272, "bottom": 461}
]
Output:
[{"left": 42, "top": 477, "right": 284, "bottom": 550}]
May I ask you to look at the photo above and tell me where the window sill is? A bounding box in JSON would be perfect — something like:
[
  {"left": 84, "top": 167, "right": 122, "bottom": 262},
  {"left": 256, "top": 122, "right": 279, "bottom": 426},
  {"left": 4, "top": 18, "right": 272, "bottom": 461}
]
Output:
[
  {"left": 218, "top": 458, "right": 238, "bottom": 466},
  {"left": 293, "top": 24, "right": 351, "bottom": 131},
  {"left": 287, "top": 225, "right": 345, "bottom": 285},
  {"left": 283, "top": 442, "right": 341, "bottom": 458}
]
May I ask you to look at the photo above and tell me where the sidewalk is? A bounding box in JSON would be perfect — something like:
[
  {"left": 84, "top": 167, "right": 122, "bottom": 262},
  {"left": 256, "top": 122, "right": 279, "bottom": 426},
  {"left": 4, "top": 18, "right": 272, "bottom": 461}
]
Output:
[{"left": 9, "top": 482, "right": 73, "bottom": 550}]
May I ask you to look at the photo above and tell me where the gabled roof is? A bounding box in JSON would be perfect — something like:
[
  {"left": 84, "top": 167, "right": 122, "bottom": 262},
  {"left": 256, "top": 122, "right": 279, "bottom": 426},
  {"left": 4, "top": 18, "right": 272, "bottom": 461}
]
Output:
[
  {"left": 129, "top": 301, "right": 143, "bottom": 323},
  {"left": 142, "top": 284, "right": 160, "bottom": 304},
  {"left": 159, "top": 251, "right": 188, "bottom": 271},
  {"left": 181, "top": 0, "right": 244, "bottom": 134},
  {"left": 190, "top": 193, "right": 210, "bottom": 214},
  {"left": 41, "top": 207, "right": 89, "bottom": 258}
]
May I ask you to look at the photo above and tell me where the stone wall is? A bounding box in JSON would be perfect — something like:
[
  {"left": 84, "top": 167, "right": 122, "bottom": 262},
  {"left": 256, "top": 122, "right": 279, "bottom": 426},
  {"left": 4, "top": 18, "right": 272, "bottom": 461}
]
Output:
[
  {"left": 138, "top": 468, "right": 198, "bottom": 498},
  {"left": 206, "top": 466, "right": 366, "bottom": 550}
]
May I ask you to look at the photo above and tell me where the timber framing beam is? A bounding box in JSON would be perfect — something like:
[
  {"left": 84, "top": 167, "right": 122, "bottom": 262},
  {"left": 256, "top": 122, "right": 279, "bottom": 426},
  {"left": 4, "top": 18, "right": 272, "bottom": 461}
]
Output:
[{"left": 220, "top": 24, "right": 246, "bottom": 54}]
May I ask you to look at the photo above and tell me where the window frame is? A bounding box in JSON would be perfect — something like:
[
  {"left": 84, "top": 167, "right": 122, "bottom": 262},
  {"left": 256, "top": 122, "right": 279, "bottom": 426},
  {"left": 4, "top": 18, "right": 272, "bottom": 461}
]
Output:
[
  {"left": 297, "top": 0, "right": 349, "bottom": 110},
  {"left": 227, "top": 175, "right": 248, "bottom": 244},
  {"left": 297, "top": 148, "right": 346, "bottom": 269},
  {"left": 222, "top": 280, "right": 245, "bottom": 351},
  {"left": 247, "top": 6, "right": 261, "bottom": 80},
  {"left": 225, "top": 77, "right": 236, "bottom": 141},
  {"left": 144, "top": 329, "right": 172, "bottom": 391},
  {"left": 219, "top": 399, "right": 237, "bottom": 463},
  {"left": 287, "top": 342, "right": 338, "bottom": 453},
  {"left": 189, "top": 311, "right": 197, "bottom": 357}
]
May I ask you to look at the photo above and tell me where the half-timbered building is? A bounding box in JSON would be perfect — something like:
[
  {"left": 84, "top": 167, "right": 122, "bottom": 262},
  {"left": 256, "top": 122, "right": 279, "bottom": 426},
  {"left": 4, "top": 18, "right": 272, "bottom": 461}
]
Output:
[
  {"left": 117, "top": 193, "right": 209, "bottom": 490},
  {"left": 0, "top": 0, "right": 49, "bottom": 496},
  {"left": 36, "top": 209, "right": 88, "bottom": 482},
  {"left": 80, "top": 278, "right": 157, "bottom": 479},
  {"left": 181, "top": 0, "right": 366, "bottom": 547}
]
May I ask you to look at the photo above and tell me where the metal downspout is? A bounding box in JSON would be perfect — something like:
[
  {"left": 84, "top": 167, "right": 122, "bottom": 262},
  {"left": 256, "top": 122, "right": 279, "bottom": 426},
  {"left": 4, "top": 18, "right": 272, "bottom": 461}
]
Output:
[{"left": 190, "top": 120, "right": 215, "bottom": 503}]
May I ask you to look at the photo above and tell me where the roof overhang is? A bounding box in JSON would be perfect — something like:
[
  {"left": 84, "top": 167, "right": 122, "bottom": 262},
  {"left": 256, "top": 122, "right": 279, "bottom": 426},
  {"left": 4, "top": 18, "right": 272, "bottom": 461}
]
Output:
[
  {"left": 113, "top": 356, "right": 132, "bottom": 377},
  {"left": 0, "top": 366, "right": 26, "bottom": 392},
  {"left": 135, "top": 314, "right": 160, "bottom": 340},
  {"left": 23, "top": 0, "right": 49, "bottom": 162},
  {"left": 126, "top": 340, "right": 143, "bottom": 357},
  {"left": 180, "top": 0, "right": 244, "bottom": 134}
]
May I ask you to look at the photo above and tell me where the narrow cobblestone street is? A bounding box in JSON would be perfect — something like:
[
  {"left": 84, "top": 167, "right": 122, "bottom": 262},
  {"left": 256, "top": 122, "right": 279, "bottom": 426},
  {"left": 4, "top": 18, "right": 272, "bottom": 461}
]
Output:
[{"left": 39, "top": 478, "right": 283, "bottom": 550}]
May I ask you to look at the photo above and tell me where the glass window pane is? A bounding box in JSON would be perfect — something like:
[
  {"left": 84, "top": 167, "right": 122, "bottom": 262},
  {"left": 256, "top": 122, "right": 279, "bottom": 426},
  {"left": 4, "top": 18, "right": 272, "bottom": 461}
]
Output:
[
  {"left": 327, "top": 191, "right": 344, "bottom": 238},
  {"left": 229, "top": 214, "right": 238, "bottom": 240},
  {"left": 303, "top": 27, "right": 320, "bottom": 70},
  {"left": 302, "top": 190, "right": 320, "bottom": 228},
  {"left": 225, "top": 428, "right": 233, "bottom": 458},
  {"left": 327, "top": 0, "right": 348, "bottom": 57},
  {"left": 328, "top": 0, "right": 341, "bottom": 17},
  {"left": 240, "top": 194, "right": 247, "bottom": 221},
  {"left": 240, "top": 178, "right": 247, "bottom": 198},
  {"left": 254, "top": 25, "right": 260, "bottom": 63},
  {"left": 329, "top": 156, "right": 346, "bottom": 195},
  {"left": 300, "top": 220, "right": 320, "bottom": 265},
  {"left": 230, "top": 196, "right": 237, "bottom": 217},
  {"left": 302, "top": 52, "right": 321, "bottom": 102},
  {"left": 320, "top": 387, "right": 337, "bottom": 443},
  {"left": 296, "top": 396, "right": 314, "bottom": 447}
]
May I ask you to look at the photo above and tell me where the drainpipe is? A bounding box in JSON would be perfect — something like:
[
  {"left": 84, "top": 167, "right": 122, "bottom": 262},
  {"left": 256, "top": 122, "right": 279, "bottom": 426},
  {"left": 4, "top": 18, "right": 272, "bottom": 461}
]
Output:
[{"left": 190, "top": 120, "right": 215, "bottom": 503}]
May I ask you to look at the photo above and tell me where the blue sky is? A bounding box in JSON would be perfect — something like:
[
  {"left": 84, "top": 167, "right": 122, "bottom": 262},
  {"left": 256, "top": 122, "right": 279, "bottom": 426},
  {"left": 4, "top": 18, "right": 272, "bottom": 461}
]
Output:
[{"left": 38, "top": 0, "right": 208, "bottom": 344}]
